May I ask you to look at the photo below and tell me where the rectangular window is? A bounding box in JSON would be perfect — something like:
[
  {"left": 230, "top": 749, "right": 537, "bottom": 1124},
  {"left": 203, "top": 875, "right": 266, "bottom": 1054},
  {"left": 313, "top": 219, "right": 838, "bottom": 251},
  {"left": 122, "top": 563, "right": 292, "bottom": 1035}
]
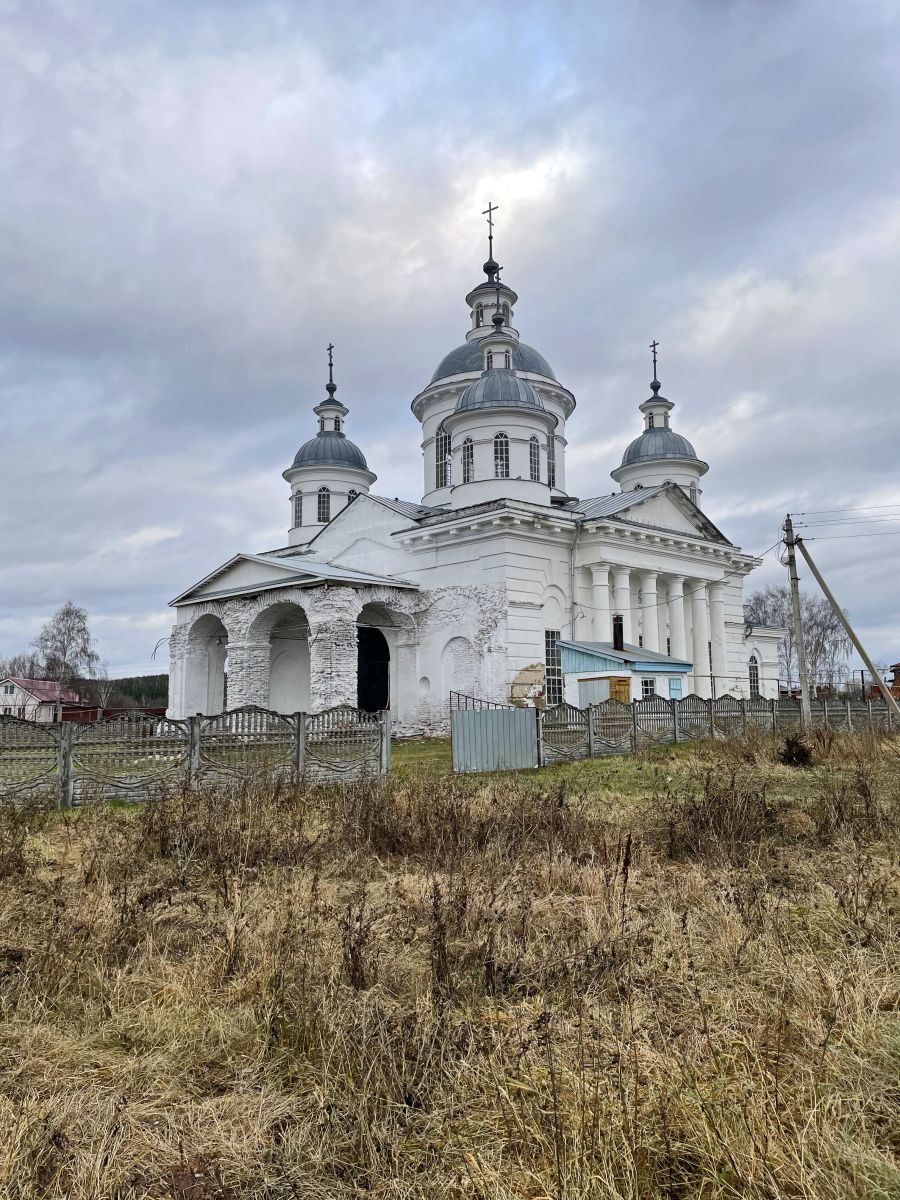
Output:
[
  {"left": 292, "top": 492, "right": 302, "bottom": 527},
  {"left": 3, "top": 684, "right": 14, "bottom": 694},
  {"left": 318, "top": 488, "right": 331, "bottom": 523},
  {"left": 462, "top": 439, "right": 474, "bottom": 483},
  {"left": 529, "top": 437, "right": 540, "bottom": 482},
  {"left": 435, "top": 424, "right": 451, "bottom": 489},
  {"left": 666, "top": 637, "right": 671, "bottom": 657},
  {"left": 494, "top": 434, "right": 509, "bottom": 478},
  {"left": 544, "top": 630, "right": 563, "bottom": 707},
  {"left": 668, "top": 677, "right": 683, "bottom": 700},
  {"left": 641, "top": 677, "right": 657, "bottom": 698},
  {"left": 547, "top": 436, "right": 556, "bottom": 488},
  {"left": 638, "top": 635, "right": 643, "bottom": 648}
]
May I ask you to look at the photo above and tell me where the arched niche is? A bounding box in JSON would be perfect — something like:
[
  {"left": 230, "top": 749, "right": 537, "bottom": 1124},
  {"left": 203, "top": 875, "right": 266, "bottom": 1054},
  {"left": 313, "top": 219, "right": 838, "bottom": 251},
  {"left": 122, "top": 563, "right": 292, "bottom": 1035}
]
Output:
[
  {"left": 357, "top": 601, "right": 417, "bottom": 719},
  {"left": 184, "top": 613, "right": 228, "bottom": 715},
  {"left": 250, "top": 601, "right": 311, "bottom": 713}
]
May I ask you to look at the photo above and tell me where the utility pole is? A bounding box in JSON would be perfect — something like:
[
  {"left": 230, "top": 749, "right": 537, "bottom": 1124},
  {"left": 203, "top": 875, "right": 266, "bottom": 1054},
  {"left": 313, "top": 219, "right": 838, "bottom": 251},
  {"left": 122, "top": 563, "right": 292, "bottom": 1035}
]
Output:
[
  {"left": 783, "top": 514, "right": 812, "bottom": 730},
  {"left": 794, "top": 535, "right": 900, "bottom": 721},
  {"left": 860, "top": 669, "right": 866, "bottom": 700}
]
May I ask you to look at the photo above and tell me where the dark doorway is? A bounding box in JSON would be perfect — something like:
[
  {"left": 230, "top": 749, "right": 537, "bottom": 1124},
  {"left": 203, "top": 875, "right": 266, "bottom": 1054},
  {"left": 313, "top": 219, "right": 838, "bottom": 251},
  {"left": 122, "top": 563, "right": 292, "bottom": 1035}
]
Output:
[{"left": 357, "top": 626, "right": 390, "bottom": 712}]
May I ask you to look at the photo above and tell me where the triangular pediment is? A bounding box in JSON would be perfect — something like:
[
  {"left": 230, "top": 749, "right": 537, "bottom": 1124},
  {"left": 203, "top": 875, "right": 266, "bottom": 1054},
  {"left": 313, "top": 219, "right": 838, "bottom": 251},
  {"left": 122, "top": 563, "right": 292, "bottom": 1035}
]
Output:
[{"left": 588, "top": 483, "right": 730, "bottom": 544}]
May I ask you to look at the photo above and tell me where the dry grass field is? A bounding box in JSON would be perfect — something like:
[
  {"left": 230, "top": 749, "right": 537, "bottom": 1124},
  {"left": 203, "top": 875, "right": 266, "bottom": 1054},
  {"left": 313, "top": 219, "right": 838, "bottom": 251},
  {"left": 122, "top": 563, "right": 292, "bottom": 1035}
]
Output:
[{"left": 0, "top": 731, "right": 898, "bottom": 1199}]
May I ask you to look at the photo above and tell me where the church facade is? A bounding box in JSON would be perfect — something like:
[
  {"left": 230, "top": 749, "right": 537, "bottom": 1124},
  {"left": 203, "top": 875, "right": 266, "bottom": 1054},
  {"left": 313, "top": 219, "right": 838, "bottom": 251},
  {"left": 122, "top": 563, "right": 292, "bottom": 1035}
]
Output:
[{"left": 167, "top": 241, "right": 783, "bottom": 732}]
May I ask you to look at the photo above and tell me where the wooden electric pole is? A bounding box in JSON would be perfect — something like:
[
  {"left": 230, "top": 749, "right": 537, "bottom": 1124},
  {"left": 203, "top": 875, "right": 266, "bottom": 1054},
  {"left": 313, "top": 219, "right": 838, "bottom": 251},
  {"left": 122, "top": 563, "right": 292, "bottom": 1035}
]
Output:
[{"left": 783, "top": 514, "right": 812, "bottom": 730}]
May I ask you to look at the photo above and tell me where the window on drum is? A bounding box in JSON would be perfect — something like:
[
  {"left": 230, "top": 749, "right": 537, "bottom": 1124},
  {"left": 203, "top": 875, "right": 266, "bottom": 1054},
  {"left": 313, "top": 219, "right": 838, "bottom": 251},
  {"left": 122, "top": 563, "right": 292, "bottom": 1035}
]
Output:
[{"left": 493, "top": 432, "right": 509, "bottom": 478}]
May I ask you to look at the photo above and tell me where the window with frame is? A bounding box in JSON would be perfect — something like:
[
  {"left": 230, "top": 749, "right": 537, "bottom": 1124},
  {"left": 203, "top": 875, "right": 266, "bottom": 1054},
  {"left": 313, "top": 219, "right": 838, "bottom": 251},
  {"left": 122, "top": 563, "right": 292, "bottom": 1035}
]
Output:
[
  {"left": 529, "top": 435, "right": 540, "bottom": 481},
  {"left": 648, "top": 413, "right": 655, "bottom": 428},
  {"left": 503, "top": 349, "right": 511, "bottom": 369},
  {"left": 486, "top": 351, "right": 494, "bottom": 369},
  {"left": 668, "top": 677, "right": 683, "bottom": 700},
  {"left": 641, "top": 677, "right": 657, "bottom": 698},
  {"left": 689, "top": 481, "right": 698, "bottom": 505},
  {"left": 292, "top": 491, "right": 303, "bottom": 527},
  {"left": 501, "top": 301, "right": 510, "bottom": 324},
  {"left": 462, "top": 437, "right": 474, "bottom": 483},
  {"left": 435, "top": 422, "right": 451, "bottom": 489},
  {"left": 547, "top": 436, "right": 556, "bottom": 488},
  {"left": 475, "top": 303, "right": 484, "bottom": 327},
  {"left": 544, "top": 630, "right": 563, "bottom": 707},
  {"left": 666, "top": 636, "right": 671, "bottom": 656},
  {"left": 493, "top": 432, "right": 509, "bottom": 478},
  {"left": 3, "top": 684, "right": 14, "bottom": 695},
  {"left": 334, "top": 416, "right": 342, "bottom": 432},
  {"left": 748, "top": 654, "right": 760, "bottom": 698},
  {"left": 317, "top": 486, "right": 331, "bottom": 523}
]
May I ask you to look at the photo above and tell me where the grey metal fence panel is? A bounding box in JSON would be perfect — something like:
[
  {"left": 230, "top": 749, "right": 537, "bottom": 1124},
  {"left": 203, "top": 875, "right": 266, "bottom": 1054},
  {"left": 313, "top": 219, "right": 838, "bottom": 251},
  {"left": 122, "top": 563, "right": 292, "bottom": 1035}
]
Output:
[{"left": 451, "top": 708, "right": 538, "bottom": 773}]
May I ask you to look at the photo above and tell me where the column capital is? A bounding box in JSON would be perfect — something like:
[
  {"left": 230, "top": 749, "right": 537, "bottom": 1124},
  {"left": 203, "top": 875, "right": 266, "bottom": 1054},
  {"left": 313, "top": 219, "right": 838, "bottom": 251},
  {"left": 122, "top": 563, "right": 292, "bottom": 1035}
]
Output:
[
  {"left": 640, "top": 569, "right": 658, "bottom": 588},
  {"left": 590, "top": 563, "right": 610, "bottom": 582}
]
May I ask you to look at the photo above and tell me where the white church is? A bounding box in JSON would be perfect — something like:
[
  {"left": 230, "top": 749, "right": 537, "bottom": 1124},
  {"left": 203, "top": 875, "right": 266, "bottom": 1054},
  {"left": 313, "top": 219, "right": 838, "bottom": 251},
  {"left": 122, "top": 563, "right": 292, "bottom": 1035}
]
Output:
[{"left": 167, "top": 223, "right": 782, "bottom": 732}]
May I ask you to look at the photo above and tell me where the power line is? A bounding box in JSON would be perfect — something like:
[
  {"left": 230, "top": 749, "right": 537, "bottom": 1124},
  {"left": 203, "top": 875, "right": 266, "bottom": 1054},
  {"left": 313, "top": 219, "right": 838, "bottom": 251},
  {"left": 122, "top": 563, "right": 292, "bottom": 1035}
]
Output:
[
  {"left": 794, "top": 502, "right": 900, "bottom": 516},
  {"left": 801, "top": 530, "right": 900, "bottom": 541},
  {"left": 795, "top": 516, "right": 900, "bottom": 527}
]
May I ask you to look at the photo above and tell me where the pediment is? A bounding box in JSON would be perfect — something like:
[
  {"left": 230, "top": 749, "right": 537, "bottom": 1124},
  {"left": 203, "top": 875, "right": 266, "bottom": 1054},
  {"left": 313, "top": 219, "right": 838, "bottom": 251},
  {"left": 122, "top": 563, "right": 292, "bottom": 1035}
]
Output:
[{"left": 607, "top": 485, "right": 729, "bottom": 544}]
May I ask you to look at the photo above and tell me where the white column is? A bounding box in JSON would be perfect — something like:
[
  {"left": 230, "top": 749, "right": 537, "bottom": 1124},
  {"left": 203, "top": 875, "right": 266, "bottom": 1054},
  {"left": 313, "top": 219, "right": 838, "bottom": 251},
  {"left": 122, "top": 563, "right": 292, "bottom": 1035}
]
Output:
[
  {"left": 657, "top": 579, "right": 670, "bottom": 656},
  {"left": 689, "top": 580, "right": 711, "bottom": 698},
  {"left": 668, "top": 575, "right": 688, "bottom": 661},
  {"left": 708, "top": 581, "right": 728, "bottom": 698},
  {"left": 612, "top": 567, "right": 632, "bottom": 644},
  {"left": 591, "top": 564, "right": 611, "bottom": 642},
  {"left": 640, "top": 570, "right": 659, "bottom": 652}
]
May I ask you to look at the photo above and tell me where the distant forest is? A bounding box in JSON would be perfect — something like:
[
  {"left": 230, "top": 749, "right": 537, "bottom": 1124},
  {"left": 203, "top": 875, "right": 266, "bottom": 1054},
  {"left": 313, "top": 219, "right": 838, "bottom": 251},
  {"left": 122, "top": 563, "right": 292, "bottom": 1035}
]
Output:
[{"left": 107, "top": 674, "right": 168, "bottom": 707}]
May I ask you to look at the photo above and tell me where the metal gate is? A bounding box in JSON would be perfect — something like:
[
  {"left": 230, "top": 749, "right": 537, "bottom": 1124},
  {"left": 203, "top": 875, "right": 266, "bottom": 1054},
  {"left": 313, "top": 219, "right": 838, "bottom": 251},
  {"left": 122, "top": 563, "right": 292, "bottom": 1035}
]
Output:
[{"left": 451, "top": 708, "right": 539, "bottom": 773}]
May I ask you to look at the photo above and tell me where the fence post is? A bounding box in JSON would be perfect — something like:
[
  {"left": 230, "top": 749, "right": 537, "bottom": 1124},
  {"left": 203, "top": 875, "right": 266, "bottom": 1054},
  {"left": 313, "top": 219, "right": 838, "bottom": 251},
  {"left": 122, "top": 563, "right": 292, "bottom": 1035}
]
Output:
[
  {"left": 708, "top": 698, "right": 715, "bottom": 739},
  {"left": 536, "top": 707, "right": 544, "bottom": 767},
  {"left": 56, "top": 722, "right": 73, "bottom": 810},
  {"left": 741, "top": 699, "right": 747, "bottom": 734},
  {"left": 587, "top": 704, "right": 596, "bottom": 758},
  {"left": 771, "top": 699, "right": 777, "bottom": 734},
  {"left": 671, "top": 698, "right": 679, "bottom": 744},
  {"left": 631, "top": 701, "right": 638, "bottom": 752},
  {"left": 846, "top": 699, "right": 852, "bottom": 732},
  {"left": 187, "top": 714, "right": 202, "bottom": 788},
  {"left": 380, "top": 711, "right": 392, "bottom": 774},
  {"left": 867, "top": 699, "right": 873, "bottom": 732},
  {"left": 292, "top": 712, "right": 306, "bottom": 783}
]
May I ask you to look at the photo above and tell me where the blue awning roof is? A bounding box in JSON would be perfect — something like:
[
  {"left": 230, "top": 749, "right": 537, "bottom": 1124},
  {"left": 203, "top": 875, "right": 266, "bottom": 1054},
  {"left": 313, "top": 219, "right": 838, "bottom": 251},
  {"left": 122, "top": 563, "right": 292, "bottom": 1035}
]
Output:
[{"left": 560, "top": 639, "right": 693, "bottom": 674}]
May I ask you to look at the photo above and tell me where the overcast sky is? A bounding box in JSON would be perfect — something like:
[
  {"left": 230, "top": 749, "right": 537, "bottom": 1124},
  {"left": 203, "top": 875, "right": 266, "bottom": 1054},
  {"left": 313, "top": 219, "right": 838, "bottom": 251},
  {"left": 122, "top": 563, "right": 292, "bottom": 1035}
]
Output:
[{"left": 2, "top": 0, "right": 899, "bottom": 675}]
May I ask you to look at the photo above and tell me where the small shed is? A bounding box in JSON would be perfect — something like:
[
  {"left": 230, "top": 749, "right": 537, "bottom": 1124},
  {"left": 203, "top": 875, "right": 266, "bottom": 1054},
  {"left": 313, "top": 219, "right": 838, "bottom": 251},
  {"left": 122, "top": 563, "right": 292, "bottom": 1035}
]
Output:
[{"left": 558, "top": 641, "right": 693, "bottom": 705}]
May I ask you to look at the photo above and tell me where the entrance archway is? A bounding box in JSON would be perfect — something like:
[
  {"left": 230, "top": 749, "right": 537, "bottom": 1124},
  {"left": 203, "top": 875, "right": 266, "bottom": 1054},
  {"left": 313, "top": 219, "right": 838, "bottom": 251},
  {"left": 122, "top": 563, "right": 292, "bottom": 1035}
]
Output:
[
  {"left": 357, "top": 626, "right": 390, "bottom": 712},
  {"left": 248, "top": 601, "right": 311, "bottom": 713},
  {"left": 184, "top": 613, "right": 228, "bottom": 715}
]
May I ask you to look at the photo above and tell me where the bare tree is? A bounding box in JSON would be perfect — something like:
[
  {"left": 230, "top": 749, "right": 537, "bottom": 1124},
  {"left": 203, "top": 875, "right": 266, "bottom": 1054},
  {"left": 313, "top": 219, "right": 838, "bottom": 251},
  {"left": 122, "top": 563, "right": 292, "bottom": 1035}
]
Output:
[
  {"left": 0, "top": 650, "right": 42, "bottom": 679},
  {"left": 33, "top": 601, "right": 99, "bottom": 692},
  {"left": 81, "top": 661, "right": 116, "bottom": 708},
  {"left": 745, "top": 584, "right": 851, "bottom": 688}
]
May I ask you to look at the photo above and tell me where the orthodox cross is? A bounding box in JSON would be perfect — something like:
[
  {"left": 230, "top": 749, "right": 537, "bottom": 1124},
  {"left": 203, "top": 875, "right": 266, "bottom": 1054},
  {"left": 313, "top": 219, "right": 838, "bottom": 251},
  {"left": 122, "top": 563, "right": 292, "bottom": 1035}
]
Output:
[
  {"left": 482, "top": 201, "right": 498, "bottom": 258},
  {"left": 326, "top": 342, "right": 335, "bottom": 384},
  {"left": 650, "top": 339, "right": 659, "bottom": 382}
]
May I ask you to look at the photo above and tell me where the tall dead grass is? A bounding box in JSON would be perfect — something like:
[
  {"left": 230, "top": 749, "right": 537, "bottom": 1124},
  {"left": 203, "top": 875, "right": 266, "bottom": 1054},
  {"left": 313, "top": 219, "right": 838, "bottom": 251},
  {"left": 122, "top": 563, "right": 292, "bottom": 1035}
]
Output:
[{"left": 0, "top": 733, "right": 898, "bottom": 1198}]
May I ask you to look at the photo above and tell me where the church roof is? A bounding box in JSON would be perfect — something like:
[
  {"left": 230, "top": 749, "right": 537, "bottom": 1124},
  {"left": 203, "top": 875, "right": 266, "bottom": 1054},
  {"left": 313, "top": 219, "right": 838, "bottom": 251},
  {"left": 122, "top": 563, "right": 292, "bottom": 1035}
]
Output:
[
  {"left": 620, "top": 427, "right": 699, "bottom": 466},
  {"left": 290, "top": 431, "right": 369, "bottom": 470},
  {"left": 431, "top": 341, "right": 556, "bottom": 383},
  {"left": 567, "top": 485, "right": 667, "bottom": 519},
  {"left": 456, "top": 369, "right": 546, "bottom": 413}
]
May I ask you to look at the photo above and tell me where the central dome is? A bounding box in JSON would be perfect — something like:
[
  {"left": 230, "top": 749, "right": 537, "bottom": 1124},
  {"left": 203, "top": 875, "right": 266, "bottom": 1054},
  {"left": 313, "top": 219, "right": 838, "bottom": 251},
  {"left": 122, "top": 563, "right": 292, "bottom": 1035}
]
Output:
[
  {"left": 431, "top": 341, "right": 556, "bottom": 384},
  {"left": 620, "top": 427, "right": 698, "bottom": 466},
  {"left": 456, "top": 369, "right": 545, "bottom": 413},
  {"left": 291, "top": 431, "right": 369, "bottom": 470}
]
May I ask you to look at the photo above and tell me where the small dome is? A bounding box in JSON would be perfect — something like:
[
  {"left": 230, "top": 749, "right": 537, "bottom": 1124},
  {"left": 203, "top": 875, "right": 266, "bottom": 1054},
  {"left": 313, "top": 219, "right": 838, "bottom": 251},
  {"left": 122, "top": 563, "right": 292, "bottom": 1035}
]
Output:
[
  {"left": 290, "top": 431, "right": 369, "bottom": 470},
  {"left": 456, "top": 369, "right": 545, "bottom": 413},
  {"left": 431, "top": 342, "right": 556, "bottom": 383},
  {"left": 621, "top": 427, "right": 698, "bottom": 466}
]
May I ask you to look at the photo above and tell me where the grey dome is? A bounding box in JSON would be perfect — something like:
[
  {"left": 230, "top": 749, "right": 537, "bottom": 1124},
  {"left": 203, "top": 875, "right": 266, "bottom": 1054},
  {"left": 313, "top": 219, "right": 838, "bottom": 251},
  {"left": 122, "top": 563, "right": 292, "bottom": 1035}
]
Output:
[
  {"left": 431, "top": 341, "right": 556, "bottom": 383},
  {"left": 621, "top": 427, "right": 698, "bottom": 466},
  {"left": 290, "top": 431, "right": 369, "bottom": 470},
  {"left": 456, "top": 369, "right": 545, "bottom": 413}
]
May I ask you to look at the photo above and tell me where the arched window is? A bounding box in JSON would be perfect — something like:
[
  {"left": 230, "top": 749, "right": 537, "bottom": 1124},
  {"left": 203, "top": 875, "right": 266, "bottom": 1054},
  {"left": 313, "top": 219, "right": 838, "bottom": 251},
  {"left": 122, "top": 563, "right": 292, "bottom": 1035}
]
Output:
[
  {"left": 493, "top": 432, "right": 509, "bottom": 478},
  {"left": 689, "top": 481, "right": 698, "bottom": 506},
  {"left": 475, "top": 303, "right": 484, "bottom": 328},
  {"left": 503, "top": 349, "right": 511, "bottom": 369},
  {"left": 486, "top": 351, "right": 494, "bottom": 369},
  {"left": 435, "top": 421, "right": 451, "bottom": 489},
  {"left": 648, "top": 413, "right": 655, "bottom": 429},
  {"left": 348, "top": 489, "right": 358, "bottom": 504},
  {"left": 292, "top": 491, "right": 303, "bottom": 527},
  {"left": 317, "top": 486, "right": 331, "bottom": 523},
  {"left": 334, "top": 416, "right": 342, "bottom": 432},
  {"left": 547, "top": 436, "right": 556, "bottom": 488},
  {"left": 462, "top": 437, "right": 474, "bottom": 483},
  {"left": 319, "top": 416, "right": 325, "bottom": 432},
  {"left": 502, "top": 302, "right": 510, "bottom": 324},
  {"left": 748, "top": 654, "right": 760, "bottom": 698},
  {"left": 529, "top": 435, "right": 540, "bottom": 481}
]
